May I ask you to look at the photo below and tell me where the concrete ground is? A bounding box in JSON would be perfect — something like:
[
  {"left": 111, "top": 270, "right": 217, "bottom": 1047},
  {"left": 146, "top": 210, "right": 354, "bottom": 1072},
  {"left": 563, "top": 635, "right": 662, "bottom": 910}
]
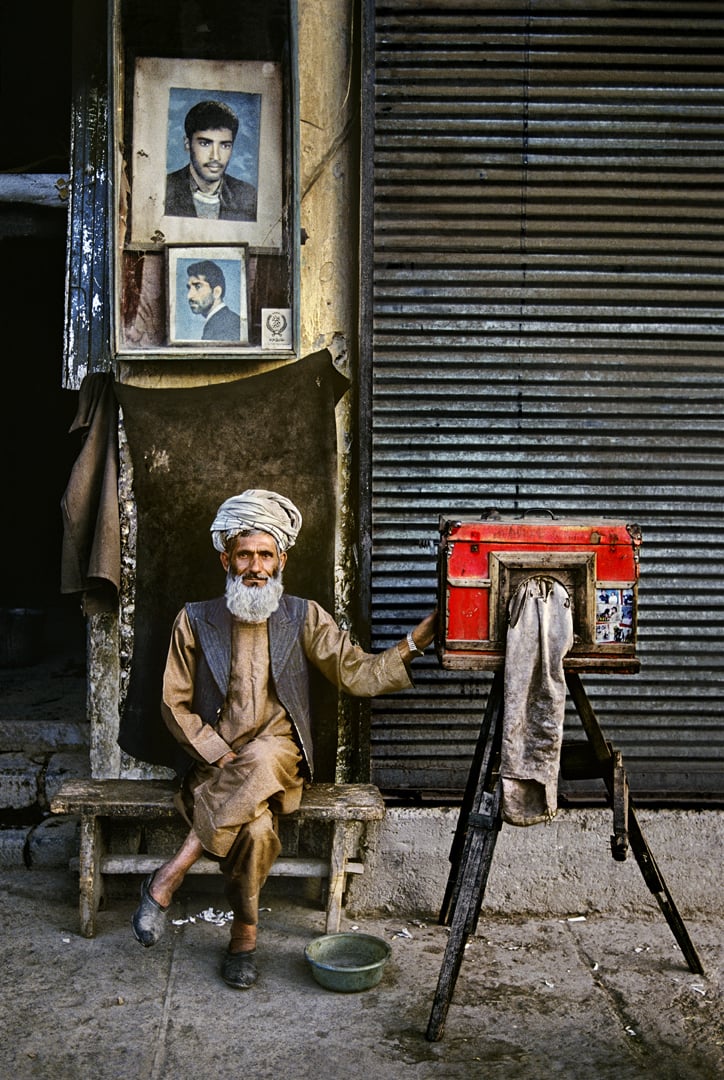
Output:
[{"left": 0, "top": 868, "right": 721, "bottom": 1080}]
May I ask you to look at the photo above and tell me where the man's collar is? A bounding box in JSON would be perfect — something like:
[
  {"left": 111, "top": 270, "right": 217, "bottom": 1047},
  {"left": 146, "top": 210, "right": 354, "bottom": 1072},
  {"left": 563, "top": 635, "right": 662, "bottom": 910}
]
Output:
[{"left": 188, "top": 164, "right": 222, "bottom": 197}]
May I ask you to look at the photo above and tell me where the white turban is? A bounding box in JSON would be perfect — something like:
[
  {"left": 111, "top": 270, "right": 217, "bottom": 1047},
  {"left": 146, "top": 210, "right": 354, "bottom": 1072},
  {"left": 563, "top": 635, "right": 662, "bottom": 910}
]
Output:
[{"left": 210, "top": 489, "right": 303, "bottom": 553}]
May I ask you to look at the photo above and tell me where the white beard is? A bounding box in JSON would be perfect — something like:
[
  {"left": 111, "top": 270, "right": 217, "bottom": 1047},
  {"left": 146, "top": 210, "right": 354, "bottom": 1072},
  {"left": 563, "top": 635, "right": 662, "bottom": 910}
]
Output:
[{"left": 225, "top": 570, "right": 285, "bottom": 623}]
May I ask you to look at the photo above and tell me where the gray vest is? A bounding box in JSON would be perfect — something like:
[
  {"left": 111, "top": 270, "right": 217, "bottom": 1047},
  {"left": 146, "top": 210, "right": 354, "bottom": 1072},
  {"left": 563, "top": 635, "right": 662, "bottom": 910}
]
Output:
[{"left": 185, "top": 593, "right": 314, "bottom": 777}]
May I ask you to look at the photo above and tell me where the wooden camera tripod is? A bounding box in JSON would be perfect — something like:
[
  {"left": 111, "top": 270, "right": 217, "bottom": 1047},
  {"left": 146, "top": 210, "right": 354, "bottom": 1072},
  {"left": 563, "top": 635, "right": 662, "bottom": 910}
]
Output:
[{"left": 426, "top": 668, "right": 705, "bottom": 1043}]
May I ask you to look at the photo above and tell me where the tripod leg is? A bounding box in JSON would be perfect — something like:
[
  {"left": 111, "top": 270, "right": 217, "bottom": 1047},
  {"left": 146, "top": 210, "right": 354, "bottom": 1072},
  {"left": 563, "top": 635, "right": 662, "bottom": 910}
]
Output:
[
  {"left": 611, "top": 748, "right": 629, "bottom": 861},
  {"left": 565, "top": 672, "right": 705, "bottom": 976},
  {"left": 426, "top": 781, "right": 503, "bottom": 1042},
  {"left": 626, "top": 810, "right": 704, "bottom": 975},
  {"left": 428, "top": 687, "right": 505, "bottom": 1040},
  {"left": 439, "top": 670, "right": 504, "bottom": 926}
]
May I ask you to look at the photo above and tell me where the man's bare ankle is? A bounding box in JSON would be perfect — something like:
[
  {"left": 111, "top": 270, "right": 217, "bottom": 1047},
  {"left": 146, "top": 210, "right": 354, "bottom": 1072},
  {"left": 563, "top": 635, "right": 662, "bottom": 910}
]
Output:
[
  {"left": 148, "top": 867, "right": 179, "bottom": 907},
  {"left": 229, "top": 921, "right": 257, "bottom": 954}
]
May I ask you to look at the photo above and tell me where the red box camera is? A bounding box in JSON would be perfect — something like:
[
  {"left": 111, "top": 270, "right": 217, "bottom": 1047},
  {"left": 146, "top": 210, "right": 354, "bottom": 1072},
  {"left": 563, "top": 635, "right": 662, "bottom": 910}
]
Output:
[{"left": 437, "top": 511, "right": 642, "bottom": 674}]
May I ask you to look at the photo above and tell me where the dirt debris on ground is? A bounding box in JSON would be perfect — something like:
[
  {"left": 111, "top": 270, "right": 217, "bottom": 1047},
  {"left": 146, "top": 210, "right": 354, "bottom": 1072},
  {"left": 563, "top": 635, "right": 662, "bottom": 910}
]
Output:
[{"left": 0, "top": 868, "right": 720, "bottom": 1080}]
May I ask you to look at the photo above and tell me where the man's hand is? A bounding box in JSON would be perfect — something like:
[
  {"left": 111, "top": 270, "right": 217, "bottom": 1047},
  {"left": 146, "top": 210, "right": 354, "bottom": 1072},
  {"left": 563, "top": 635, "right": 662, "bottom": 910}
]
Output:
[
  {"left": 215, "top": 750, "right": 237, "bottom": 768},
  {"left": 399, "top": 609, "right": 439, "bottom": 663},
  {"left": 411, "top": 609, "right": 438, "bottom": 652}
]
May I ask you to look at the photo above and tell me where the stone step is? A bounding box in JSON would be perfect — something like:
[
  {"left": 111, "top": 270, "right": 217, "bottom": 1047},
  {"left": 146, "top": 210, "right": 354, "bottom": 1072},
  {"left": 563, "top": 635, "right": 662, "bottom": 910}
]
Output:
[
  {"left": 0, "top": 750, "right": 89, "bottom": 867},
  {"left": 0, "top": 750, "right": 90, "bottom": 812},
  {"left": 0, "top": 606, "right": 88, "bottom": 755},
  {"left": 0, "top": 717, "right": 89, "bottom": 754}
]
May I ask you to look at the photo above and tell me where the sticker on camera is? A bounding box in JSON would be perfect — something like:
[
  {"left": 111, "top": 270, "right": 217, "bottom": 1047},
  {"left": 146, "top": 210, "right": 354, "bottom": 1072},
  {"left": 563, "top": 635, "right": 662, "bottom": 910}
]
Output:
[{"left": 596, "top": 588, "right": 634, "bottom": 644}]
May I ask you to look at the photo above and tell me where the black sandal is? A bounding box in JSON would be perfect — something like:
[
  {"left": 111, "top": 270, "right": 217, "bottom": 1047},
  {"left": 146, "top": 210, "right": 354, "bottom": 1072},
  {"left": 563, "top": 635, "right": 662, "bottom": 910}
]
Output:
[
  {"left": 131, "top": 871, "right": 170, "bottom": 947},
  {"left": 221, "top": 949, "right": 258, "bottom": 989}
]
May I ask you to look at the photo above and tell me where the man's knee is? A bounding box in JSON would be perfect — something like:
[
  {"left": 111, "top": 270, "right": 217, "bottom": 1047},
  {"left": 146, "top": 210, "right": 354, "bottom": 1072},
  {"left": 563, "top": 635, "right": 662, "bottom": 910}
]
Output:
[
  {"left": 221, "top": 808, "right": 281, "bottom": 880},
  {"left": 245, "top": 807, "right": 279, "bottom": 846},
  {"left": 228, "top": 807, "right": 279, "bottom": 856}
]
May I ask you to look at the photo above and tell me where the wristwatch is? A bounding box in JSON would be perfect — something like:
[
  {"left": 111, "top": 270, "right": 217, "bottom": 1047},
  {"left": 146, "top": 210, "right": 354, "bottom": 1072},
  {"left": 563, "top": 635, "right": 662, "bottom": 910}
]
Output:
[{"left": 406, "top": 631, "right": 425, "bottom": 659}]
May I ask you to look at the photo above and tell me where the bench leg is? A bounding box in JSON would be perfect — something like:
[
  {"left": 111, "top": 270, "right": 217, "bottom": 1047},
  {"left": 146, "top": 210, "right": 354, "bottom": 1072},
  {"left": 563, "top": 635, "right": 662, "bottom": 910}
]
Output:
[
  {"left": 78, "top": 814, "right": 104, "bottom": 938},
  {"left": 325, "top": 821, "right": 354, "bottom": 933}
]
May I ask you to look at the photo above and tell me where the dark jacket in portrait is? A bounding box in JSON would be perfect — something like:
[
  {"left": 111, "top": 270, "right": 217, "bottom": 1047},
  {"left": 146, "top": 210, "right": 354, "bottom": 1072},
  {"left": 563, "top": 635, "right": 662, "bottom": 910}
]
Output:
[
  {"left": 203, "top": 305, "right": 242, "bottom": 342},
  {"left": 165, "top": 165, "right": 258, "bottom": 221}
]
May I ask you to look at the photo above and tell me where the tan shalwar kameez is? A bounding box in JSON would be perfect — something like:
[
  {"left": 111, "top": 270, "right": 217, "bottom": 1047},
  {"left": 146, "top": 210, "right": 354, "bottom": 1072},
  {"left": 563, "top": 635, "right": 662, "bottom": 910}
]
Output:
[{"left": 161, "top": 598, "right": 412, "bottom": 924}]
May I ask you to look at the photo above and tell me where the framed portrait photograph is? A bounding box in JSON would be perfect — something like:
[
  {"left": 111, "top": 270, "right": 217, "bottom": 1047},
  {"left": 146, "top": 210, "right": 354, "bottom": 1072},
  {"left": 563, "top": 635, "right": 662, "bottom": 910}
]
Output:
[
  {"left": 167, "top": 246, "right": 249, "bottom": 347},
  {"left": 130, "top": 58, "right": 283, "bottom": 249},
  {"left": 107, "top": 1, "right": 298, "bottom": 360}
]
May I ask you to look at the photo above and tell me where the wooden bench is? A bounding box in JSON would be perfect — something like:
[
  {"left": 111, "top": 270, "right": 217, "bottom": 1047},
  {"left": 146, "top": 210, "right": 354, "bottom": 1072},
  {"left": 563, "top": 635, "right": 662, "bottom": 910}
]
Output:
[{"left": 50, "top": 779, "right": 385, "bottom": 939}]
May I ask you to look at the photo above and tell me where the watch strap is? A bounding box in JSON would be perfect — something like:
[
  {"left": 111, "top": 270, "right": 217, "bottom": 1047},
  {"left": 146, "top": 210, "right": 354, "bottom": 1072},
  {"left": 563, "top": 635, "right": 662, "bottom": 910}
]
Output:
[{"left": 406, "top": 631, "right": 424, "bottom": 658}]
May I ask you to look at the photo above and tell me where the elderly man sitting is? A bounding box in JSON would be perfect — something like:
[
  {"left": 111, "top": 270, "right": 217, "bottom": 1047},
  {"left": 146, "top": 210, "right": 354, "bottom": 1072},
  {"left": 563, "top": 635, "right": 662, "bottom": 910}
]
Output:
[{"left": 131, "top": 488, "right": 437, "bottom": 989}]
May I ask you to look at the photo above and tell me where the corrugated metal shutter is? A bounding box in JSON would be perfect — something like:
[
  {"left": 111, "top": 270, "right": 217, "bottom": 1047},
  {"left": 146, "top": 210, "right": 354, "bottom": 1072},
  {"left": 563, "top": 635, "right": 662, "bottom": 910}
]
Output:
[{"left": 362, "top": 0, "right": 724, "bottom": 803}]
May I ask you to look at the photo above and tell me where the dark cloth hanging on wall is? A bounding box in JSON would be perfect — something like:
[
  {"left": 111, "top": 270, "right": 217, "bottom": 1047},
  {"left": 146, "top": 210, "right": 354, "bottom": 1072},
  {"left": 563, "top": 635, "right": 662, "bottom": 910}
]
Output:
[
  {"left": 60, "top": 371, "right": 121, "bottom": 616},
  {"left": 114, "top": 349, "right": 349, "bottom": 775}
]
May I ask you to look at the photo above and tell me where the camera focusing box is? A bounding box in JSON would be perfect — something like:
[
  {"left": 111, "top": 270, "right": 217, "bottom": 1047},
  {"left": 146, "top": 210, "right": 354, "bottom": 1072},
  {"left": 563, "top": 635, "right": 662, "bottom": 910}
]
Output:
[{"left": 437, "top": 511, "right": 642, "bottom": 674}]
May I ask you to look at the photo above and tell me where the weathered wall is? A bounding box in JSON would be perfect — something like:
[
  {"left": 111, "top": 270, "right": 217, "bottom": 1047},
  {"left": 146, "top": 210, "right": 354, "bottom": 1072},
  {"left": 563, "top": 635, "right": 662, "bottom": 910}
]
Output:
[
  {"left": 89, "top": 0, "right": 361, "bottom": 780},
  {"left": 346, "top": 807, "right": 722, "bottom": 920},
  {"left": 6, "top": 798, "right": 721, "bottom": 922},
  {"left": 298, "top": 0, "right": 359, "bottom": 359}
]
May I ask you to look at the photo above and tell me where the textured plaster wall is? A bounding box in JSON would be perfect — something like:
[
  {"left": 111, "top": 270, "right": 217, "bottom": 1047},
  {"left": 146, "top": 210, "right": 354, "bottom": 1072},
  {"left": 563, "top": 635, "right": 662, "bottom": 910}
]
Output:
[
  {"left": 346, "top": 807, "right": 722, "bottom": 920},
  {"left": 298, "top": 0, "right": 359, "bottom": 360}
]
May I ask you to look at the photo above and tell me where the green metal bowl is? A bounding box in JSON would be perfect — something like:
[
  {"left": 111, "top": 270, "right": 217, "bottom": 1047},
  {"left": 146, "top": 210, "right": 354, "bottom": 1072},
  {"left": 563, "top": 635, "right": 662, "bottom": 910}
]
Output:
[{"left": 304, "top": 932, "right": 392, "bottom": 992}]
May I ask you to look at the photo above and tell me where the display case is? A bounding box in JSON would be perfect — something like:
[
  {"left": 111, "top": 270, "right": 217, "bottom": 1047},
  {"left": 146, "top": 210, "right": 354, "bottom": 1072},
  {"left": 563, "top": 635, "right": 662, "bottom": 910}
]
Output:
[{"left": 109, "top": 0, "right": 298, "bottom": 360}]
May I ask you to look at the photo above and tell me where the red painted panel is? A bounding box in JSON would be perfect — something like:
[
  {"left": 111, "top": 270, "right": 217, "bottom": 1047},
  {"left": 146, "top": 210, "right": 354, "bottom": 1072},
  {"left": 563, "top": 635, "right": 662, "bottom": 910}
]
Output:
[{"left": 438, "top": 514, "right": 642, "bottom": 673}]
